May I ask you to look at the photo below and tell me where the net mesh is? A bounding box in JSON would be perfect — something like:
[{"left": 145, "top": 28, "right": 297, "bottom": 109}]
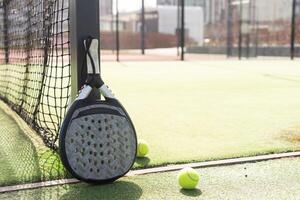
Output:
[{"left": 0, "top": 0, "right": 70, "bottom": 150}]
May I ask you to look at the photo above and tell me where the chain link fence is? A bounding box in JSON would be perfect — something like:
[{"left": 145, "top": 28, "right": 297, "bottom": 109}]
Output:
[{"left": 99, "top": 0, "right": 299, "bottom": 61}]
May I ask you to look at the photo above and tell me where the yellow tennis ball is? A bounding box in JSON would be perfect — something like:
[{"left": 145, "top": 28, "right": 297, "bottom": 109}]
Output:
[
  {"left": 137, "top": 140, "right": 149, "bottom": 157},
  {"left": 177, "top": 167, "right": 200, "bottom": 189}
]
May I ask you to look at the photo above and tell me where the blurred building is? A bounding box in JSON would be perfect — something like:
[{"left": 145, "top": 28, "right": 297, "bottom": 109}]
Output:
[
  {"left": 100, "top": 9, "right": 158, "bottom": 33},
  {"left": 157, "top": 0, "right": 293, "bottom": 24},
  {"left": 157, "top": 0, "right": 204, "bottom": 6},
  {"left": 99, "top": 0, "right": 299, "bottom": 53},
  {"left": 157, "top": 6, "right": 204, "bottom": 45},
  {"left": 118, "top": 9, "right": 158, "bottom": 33},
  {"left": 99, "top": 0, "right": 113, "bottom": 16},
  {"left": 157, "top": 0, "right": 226, "bottom": 25},
  {"left": 230, "top": 0, "right": 292, "bottom": 22}
]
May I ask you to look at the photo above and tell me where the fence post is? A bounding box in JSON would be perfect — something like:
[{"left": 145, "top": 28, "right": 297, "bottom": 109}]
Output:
[
  {"left": 2, "top": 1, "right": 9, "bottom": 64},
  {"left": 141, "top": 0, "right": 145, "bottom": 55},
  {"left": 238, "top": 0, "right": 243, "bottom": 60},
  {"left": 116, "top": 0, "right": 120, "bottom": 62},
  {"left": 70, "top": 0, "right": 100, "bottom": 100},
  {"left": 291, "top": 0, "right": 296, "bottom": 60},
  {"left": 181, "top": 0, "right": 185, "bottom": 61},
  {"left": 227, "top": 0, "right": 233, "bottom": 57}
]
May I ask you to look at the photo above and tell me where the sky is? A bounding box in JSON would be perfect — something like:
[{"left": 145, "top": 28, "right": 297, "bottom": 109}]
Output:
[{"left": 116, "top": 0, "right": 157, "bottom": 12}]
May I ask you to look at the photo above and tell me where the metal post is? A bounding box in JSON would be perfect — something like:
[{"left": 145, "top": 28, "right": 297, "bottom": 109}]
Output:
[
  {"left": 209, "top": 0, "right": 212, "bottom": 24},
  {"left": 253, "top": 0, "right": 259, "bottom": 57},
  {"left": 227, "top": 0, "right": 233, "bottom": 57},
  {"left": 116, "top": 0, "right": 120, "bottom": 62},
  {"left": 181, "top": 0, "right": 185, "bottom": 61},
  {"left": 177, "top": 1, "right": 180, "bottom": 57},
  {"left": 238, "top": 0, "right": 243, "bottom": 60},
  {"left": 70, "top": 0, "right": 100, "bottom": 100},
  {"left": 111, "top": 0, "right": 114, "bottom": 53},
  {"left": 141, "top": 0, "right": 145, "bottom": 55},
  {"left": 246, "top": 0, "right": 251, "bottom": 59},
  {"left": 291, "top": 0, "right": 296, "bottom": 60},
  {"left": 2, "top": 1, "right": 9, "bottom": 64}
]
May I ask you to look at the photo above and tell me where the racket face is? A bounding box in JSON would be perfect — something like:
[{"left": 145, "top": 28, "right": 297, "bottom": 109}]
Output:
[{"left": 59, "top": 100, "right": 137, "bottom": 183}]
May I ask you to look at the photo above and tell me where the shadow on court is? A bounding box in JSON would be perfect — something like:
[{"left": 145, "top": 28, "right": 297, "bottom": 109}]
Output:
[
  {"left": 135, "top": 157, "right": 151, "bottom": 168},
  {"left": 180, "top": 188, "right": 202, "bottom": 197},
  {"left": 0, "top": 181, "right": 142, "bottom": 200},
  {"left": 60, "top": 182, "right": 142, "bottom": 200}
]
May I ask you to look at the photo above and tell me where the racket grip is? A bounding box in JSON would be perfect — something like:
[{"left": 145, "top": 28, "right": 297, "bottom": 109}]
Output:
[{"left": 85, "top": 38, "right": 100, "bottom": 75}]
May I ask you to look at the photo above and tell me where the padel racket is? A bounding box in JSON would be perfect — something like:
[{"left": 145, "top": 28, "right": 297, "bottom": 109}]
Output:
[{"left": 59, "top": 37, "right": 137, "bottom": 183}]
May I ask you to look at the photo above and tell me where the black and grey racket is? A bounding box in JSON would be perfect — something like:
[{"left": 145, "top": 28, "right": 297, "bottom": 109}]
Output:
[{"left": 59, "top": 37, "right": 137, "bottom": 183}]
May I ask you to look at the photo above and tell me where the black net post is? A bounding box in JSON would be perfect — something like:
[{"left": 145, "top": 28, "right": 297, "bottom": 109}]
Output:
[
  {"left": 141, "top": 0, "right": 145, "bottom": 55},
  {"left": 253, "top": 0, "right": 259, "bottom": 57},
  {"left": 2, "top": 1, "right": 8, "bottom": 64},
  {"left": 181, "top": 0, "right": 185, "bottom": 61},
  {"left": 116, "top": 0, "right": 120, "bottom": 62},
  {"left": 70, "top": 0, "right": 100, "bottom": 100},
  {"left": 111, "top": 0, "right": 115, "bottom": 54},
  {"left": 245, "top": 0, "right": 251, "bottom": 59},
  {"left": 227, "top": 0, "right": 233, "bottom": 57},
  {"left": 291, "top": 0, "right": 296, "bottom": 60},
  {"left": 177, "top": 1, "right": 180, "bottom": 57},
  {"left": 238, "top": 0, "right": 243, "bottom": 60}
]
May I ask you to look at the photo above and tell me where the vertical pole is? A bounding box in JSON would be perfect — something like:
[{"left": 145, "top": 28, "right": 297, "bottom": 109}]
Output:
[
  {"left": 111, "top": 0, "right": 114, "bottom": 53},
  {"left": 2, "top": 1, "right": 9, "bottom": 64},
  {"left": 254, "top": 18, "right": 259, "bottom": 57},
  {"left": 238, "top": 0, "right": 243, "bottom": 60},
  {"left": 291, "top": 0, "right": 296, "bottom": 60},
  {"left": 181, "top": 0, "right": 185, "bottom": 61},
  {"left": 209, "top": 0, "right": 213, "bottom": 24},
  {"left": 70, "top": 0, "right": 100, "bottom": 100},
  {"left": 253, "top": 0, "right": 259, "bottom": 57},
  {"left": 227, "top": 0, "right": 233, "bottom": 57},
  {"left": 177, "top": 1, "right": 180, "bottom": 57},
  {"left": 141, "top": 0, "right": 145, "bottom": 55},
  {"left": 116, "top": 0, "right": 120, "bottom": 62},
  {"left": 246, "top": 0, "right": 251, "bottom": 59}
]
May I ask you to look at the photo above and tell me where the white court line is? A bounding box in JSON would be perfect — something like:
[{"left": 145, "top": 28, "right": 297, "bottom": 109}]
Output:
[
  {"left": 127, "top": 151, "right": 300, "bottom": 176},
  {"left": 0, "top": 179, "right": 79, "bottom": 193},
  {"left": 1, "top": 151, "right": 300, "bottom": 193}
]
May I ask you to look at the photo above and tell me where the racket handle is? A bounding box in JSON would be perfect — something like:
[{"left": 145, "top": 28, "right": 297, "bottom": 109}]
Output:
[
  {"left": 84, "top": 38, "right": 100, "bottom": 75},
  {"left": 84, "top": 37, "right": 104, "bottom": 89}
]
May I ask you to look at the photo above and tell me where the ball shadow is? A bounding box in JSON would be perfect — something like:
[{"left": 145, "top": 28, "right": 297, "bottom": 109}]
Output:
[
  {"left": 135, "top": 157, "right": 151, "bottom": 167},
  {"left": 180, "top": 188, "right": 202, "bottom": 197}
]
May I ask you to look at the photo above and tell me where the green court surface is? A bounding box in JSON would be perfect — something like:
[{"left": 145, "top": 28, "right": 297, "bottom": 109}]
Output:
[
  {"left": 0, "top": 104, "right": 69, "bottom": 186},
  {"left": 1, "top": 60, "right": 300, "bottom": 186},
  {"left": 1, "top": 157, "right": 299, "bottom": 199},
  {"left": 103, "top": 60, "right": 300, "bottom": 167}
]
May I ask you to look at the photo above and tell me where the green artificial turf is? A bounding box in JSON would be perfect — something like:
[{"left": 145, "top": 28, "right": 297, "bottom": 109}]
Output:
[
  {"left": 0, "top": 105, "right": 69, "bottom": 186},
  {"left": 103, "top": 60, "right": 300, "bottom": 168},
  {"left": 1, "top": 157, "right": 300, "bottom": 200},
  {"left": 1, "top": 60, "right": 300, "bottom": 186}
]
